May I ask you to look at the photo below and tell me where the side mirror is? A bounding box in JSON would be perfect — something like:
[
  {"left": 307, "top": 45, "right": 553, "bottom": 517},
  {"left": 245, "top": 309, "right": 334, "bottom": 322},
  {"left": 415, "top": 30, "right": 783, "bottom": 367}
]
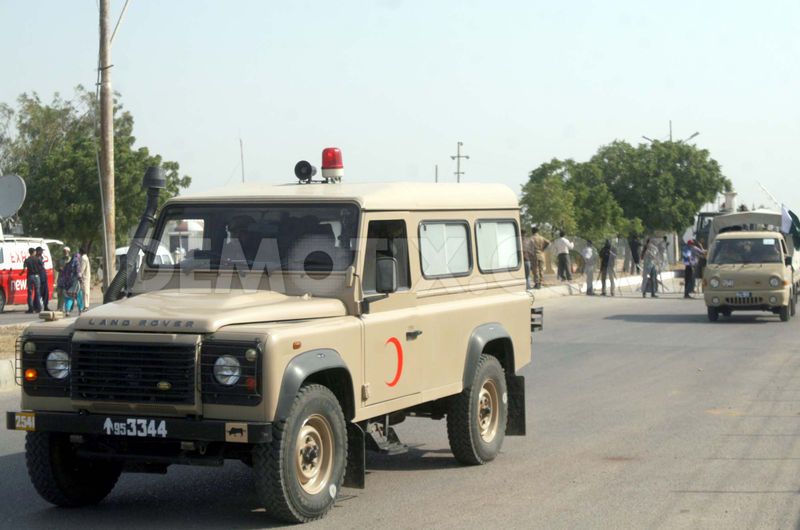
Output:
[
  {"left": 785, "top": 256, "right": 792, "bottom": 267},
  {"left": 376, "top": 256, "right": 398, "bottom": 294}
]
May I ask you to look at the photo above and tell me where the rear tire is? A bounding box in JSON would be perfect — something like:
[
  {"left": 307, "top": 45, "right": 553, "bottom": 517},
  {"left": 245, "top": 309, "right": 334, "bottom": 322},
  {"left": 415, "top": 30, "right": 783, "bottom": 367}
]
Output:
[
  {"left": 707, "top": 307, "right": 719, "bottom": 322},
  {"left": 447, "top": 354, "right": 508, "bottom": 465},
  {"left": 253, "top": 384, "right": 346, "bottom": 523},
  {"left": 790, "top": 292, "right": 796, "bottom": 317},
  {"left": 0, "top": 289, "right": 5, "bottom": 313},
  {"left": 25, "top": 432, "right": 122, "bottom": 507}
]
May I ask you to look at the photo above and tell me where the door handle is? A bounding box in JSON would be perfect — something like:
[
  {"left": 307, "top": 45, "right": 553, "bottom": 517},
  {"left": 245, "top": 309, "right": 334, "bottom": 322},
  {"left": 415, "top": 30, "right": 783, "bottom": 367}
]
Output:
[{"left": 406, "top": 330, "right": 423, "bottom": 340}]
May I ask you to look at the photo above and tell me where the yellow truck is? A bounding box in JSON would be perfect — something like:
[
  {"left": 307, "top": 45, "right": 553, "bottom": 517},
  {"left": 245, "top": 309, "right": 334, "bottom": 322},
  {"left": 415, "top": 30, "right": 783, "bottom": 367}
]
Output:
[
  {"left": 704, "top": 210, "right": 799, "bottom": 322},
  {"left": 7, "top": 151, "right": 538, "bottom": 523}
]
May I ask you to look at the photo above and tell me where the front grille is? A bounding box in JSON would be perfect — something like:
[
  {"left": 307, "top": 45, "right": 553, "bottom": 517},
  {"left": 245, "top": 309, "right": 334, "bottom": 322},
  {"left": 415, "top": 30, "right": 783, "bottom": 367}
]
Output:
[
  {"left": 71, "top": 342, "right": 197, "bottom": 404},
  {"left": 725, "top": 296, "right": 764, "bottom": 305}
]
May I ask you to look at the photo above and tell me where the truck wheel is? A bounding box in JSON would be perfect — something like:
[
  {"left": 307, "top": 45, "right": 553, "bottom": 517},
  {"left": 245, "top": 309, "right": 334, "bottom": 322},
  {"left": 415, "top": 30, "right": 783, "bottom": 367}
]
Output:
[
  {"left": 707, "top": 307, "right": 719, "bottom": 322},
  {"left": 25, "top": 432, "right": 122, "bottom": 507},
  {"left": 780, "top": 304, "right": 790, "bottom": 322},
  {"left": 791, "top": 292, "right": 796, "bottom": 317},
  {"left": 447, "top": 354, "right": 508, "bottom": 465},
  {"left": 253, "top": 384, "right": 346, "bottom": 523}
]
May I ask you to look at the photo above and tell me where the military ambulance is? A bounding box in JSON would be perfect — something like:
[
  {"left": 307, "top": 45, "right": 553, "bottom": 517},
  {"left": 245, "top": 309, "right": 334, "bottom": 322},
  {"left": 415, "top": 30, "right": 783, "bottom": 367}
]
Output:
[
  {"left": 703, "top": 209, "right": 800, "bottom": 322},
  {"left": 7, "top": 150, "right": 537, "bottom": 523}
]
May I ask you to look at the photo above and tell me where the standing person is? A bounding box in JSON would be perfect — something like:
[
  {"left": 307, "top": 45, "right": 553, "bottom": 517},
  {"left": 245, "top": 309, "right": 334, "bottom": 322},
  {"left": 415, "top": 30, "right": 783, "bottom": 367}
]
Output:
[
  {"left": 23, "top": 248, "right": 42, "bottom": 313},
  {"left": 530, "top": 227, "right": 550, "bottom": 289},
  {"left": 56, "top": 246, "right": 71, "bottom": 311},
  {"left": 629, "top": 235, "right": 642, "bottom": 274},
  {"left": 553, "top": 231, "right": 574, "bottom": 281},
  {"left": 582, "top": 240, "right": 596, "bottom": 295},
  {"left": 79, "top": 247, "right": 91, "bottom": 310},
  {"left": 62, "top": 251, "right": 83, "bottom": 315},
  {"left": 693, "top": 240, "right": 707, "bottom": 293},
  {"left": 641, "top": 238, "right": 659, "bottom": 298},
  {"left": 35, "top": 247, "right": 51, "bottom": 311},
  {"left": 600, "top": 239, "right": 617, "bottom": 296},
  {"left": 522, "top": 228, "right": 534, "bottom": 289},
  {"left": 682, "top": 241, "right": 696, "bottom": 298}
]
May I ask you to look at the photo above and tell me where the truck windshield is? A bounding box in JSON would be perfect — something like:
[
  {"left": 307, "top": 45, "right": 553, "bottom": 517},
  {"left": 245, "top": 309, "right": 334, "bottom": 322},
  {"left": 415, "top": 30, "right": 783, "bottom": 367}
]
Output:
[
  {"left": 147, "top": 202, "right": 360, "bottom": 272},
  {"left": 709, "top": 237, "right": 782, "bottom": 265}
]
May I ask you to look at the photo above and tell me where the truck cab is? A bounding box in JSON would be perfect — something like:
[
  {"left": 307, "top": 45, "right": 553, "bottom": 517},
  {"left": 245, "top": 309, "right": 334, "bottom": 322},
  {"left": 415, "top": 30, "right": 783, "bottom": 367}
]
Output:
[
  {"left": 703, "top": 210, "right": 799, "bottom": 322},
  {"left": 8, "top": 154, "right": 536, "bottom": 523}
]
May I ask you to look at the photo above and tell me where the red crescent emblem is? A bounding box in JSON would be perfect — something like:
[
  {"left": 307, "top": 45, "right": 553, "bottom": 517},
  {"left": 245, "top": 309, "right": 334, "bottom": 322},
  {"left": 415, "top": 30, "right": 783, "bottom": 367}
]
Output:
[{"left": 384, "top": 336, "right": 404, "bottom": 387}]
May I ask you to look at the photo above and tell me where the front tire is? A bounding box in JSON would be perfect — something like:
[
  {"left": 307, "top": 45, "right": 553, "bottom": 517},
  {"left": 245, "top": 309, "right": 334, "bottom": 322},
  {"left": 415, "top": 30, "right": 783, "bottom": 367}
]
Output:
[
  {"left": 25, "top": 432, "right": 122, "bottom": 507},
  {"left": 780, "top": 304, "right": 790, "bottom": 322},
  {"left": 790, "top": 291, "right": 796, "bottom": 317},
  {"left": 447, "top": 354, "right": 508, "bottom": 465},
  {"left": 254, "top": 384, "right": 347, "bottom": 523},
  {"left": 707, "top": 307, "right": 719, "bottom": 322},
  {"left": 0, "top": 288, "right": 5, "bottom": 313}
]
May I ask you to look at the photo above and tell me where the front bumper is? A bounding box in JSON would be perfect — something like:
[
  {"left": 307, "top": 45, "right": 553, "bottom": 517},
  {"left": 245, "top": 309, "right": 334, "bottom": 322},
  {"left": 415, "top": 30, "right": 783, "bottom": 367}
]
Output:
[
  {"left": 6, "top": 410, "right": 271, "bottom": 444},
  {"left": 704, "top": 289, "right": 788, "bottom": 309}
]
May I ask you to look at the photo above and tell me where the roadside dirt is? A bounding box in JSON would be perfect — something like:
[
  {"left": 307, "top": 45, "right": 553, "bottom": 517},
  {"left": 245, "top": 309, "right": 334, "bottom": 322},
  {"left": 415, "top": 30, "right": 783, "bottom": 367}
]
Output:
[{"left": 0, "top": 326, "right": 23, "bottom": 360}]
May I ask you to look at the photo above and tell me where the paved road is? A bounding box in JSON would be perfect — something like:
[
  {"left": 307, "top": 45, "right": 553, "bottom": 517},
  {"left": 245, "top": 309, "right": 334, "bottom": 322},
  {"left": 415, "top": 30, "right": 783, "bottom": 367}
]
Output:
[
  {"left": 0, "top": 305, "right": 42, "bottom": 326},
  {"left": 1, "top": 291, "right": 800, "bottom": 528}
]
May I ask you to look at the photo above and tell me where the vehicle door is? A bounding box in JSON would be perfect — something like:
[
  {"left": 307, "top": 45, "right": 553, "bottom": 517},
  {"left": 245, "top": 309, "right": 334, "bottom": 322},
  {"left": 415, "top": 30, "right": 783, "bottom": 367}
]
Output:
[{"left": 360, "top": 216, "right": 423, "bottom": 405}]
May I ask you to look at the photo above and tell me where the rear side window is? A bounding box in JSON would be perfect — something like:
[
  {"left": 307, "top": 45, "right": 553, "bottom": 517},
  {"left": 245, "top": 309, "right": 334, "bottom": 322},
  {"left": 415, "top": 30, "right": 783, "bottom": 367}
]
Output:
[
  {"left": 475, "top": 219, "right": 521, "bottom": 272},
  {"left": 419, "top": 221, "right": 471, "bottom": 278}
]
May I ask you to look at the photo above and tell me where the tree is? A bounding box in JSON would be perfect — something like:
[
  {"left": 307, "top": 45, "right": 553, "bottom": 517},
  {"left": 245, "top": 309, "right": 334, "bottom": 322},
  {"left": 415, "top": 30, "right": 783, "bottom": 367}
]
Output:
[
  {"left": 520, "top": 158, "right": 636, "bottom": 242},
  {"left": 591, "top": 140, "right": 730, "bottom": 233},
  {"left": 0, "top": 87, "right": 190, "bottom": 252},
  {"left": 520, "top": 159, "right": 577, "bottom": 237}
]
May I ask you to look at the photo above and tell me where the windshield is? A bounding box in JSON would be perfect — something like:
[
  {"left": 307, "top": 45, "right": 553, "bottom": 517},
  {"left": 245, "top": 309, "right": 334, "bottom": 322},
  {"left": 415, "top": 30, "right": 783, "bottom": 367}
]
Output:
[
  {"left": 709, "top": 237, "right": 782, "bottom": 265},
  {"left": 148, "top": 202, "right": 360, "bottom": 273}
]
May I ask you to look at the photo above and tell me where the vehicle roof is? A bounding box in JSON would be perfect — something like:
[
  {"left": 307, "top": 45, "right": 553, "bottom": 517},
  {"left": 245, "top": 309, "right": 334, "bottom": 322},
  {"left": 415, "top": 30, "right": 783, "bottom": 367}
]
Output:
[
  {"left": 166, "top": 182, "right": 520, "bottom": 211},
  {"left": 715, "top": 230, "right": 784, "bottom": 240}
]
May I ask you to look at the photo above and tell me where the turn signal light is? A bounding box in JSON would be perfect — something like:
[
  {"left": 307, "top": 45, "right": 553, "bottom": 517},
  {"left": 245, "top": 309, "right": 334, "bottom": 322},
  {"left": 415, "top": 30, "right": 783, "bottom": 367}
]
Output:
[
  {"left": 24, "top": 368, "right": 38, "bottom": 382},
  {"left": 245, "top": 376, "right": 257, "bottom": 393}
]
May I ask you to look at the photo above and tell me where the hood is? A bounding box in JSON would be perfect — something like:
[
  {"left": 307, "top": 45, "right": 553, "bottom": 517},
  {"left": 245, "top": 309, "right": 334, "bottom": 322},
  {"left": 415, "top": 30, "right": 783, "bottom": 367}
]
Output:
[
  {"left": 75, "top": 289, "right": 347, "bottom": 333},
  {"left": 707, "top": 263, "right": 787, "bottom": 290}
]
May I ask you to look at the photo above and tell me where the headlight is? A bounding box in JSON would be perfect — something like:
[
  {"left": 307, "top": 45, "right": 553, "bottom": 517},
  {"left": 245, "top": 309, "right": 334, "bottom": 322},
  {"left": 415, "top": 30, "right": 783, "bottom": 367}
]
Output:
[
  {"left": 45, "top": 350, "right": 70, "bottom": 380},
  {"left": 709, "top": 278, "right": 720, "bottom": 288},
  {"left": 769, "top": 276, "right": 781, "bottom": 288},
  {"left": 213, "top": 355, "right": 241, "bottom": 386}
]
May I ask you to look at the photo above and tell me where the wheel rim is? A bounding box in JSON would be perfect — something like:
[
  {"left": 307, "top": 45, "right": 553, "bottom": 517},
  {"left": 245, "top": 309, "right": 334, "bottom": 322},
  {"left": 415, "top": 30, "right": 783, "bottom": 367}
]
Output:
[
  {"left": 477, "top": 379, "right": 500, "bottom": 443},
  {"left": 295, "top": 414, "right": 334, "bottom": 495}
]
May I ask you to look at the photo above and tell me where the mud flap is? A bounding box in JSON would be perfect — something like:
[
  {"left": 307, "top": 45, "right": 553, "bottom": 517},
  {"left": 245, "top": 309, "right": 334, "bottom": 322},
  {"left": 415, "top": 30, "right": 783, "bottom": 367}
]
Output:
[
  {"left": 344, "top": 422, "right": 365, "bottom": 489},
  {"left": 505, "top": 374, "right": 526, "bottom": 436}
]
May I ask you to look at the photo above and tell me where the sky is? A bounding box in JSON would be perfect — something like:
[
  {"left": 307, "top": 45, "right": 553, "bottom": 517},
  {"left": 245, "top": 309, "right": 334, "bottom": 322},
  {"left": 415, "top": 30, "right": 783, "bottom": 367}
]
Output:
[{"left": 1, "top": 0, "right": 799, "bottom": 212}]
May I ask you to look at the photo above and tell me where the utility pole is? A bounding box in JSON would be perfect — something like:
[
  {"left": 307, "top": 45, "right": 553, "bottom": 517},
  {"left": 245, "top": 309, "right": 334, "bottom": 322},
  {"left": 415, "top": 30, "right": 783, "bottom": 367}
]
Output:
[
  {"left": 99, "top": 0, "right": 115, "bottom": 289},
  {"left": 240, "top": 138, "right": 245, "bottom": 183},
  {"left": 434, "top": 164, "right": 438, "bottom": 183},
  {"left": 450, "top": 141, "right": 469, "bottom": 183},
  {"left": 669, "top": 119, "right": 673, "bottom": 142}
]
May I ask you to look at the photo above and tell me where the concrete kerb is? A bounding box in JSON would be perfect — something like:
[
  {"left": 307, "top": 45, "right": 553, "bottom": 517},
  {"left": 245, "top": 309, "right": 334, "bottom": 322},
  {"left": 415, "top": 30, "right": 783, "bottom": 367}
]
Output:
[{"left": 533, "top": 271, "right": 677, "bottom": 301}]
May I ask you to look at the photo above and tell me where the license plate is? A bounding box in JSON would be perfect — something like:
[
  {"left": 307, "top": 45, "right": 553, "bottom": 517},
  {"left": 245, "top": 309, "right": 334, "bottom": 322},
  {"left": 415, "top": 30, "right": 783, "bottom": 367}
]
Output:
[
  {"left": 736, "top": 291, "right": 752, "bottom": 298},
  {"left": 102, "top": 417, "right": 168, "bottom": 438},
  {"left": 13, "top": 412, "right": 35, "bottom": 432}
]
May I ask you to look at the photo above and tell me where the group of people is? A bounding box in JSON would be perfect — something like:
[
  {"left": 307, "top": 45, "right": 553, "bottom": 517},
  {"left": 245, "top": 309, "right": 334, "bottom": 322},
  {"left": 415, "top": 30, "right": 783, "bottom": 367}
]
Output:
[
  {"left": 22, "top": 245, "right": 91, "bottom": 315},
  {"left": 523, "top": 229, "right": 620, "bottom": 296},
  {"left": 57, "top": 246, "right": 91, "bottom": 314},
  {"left": 523, "top": 228, "right": 706, "bottom": 299},
  {"left": 22, "top": 247, "right": 50, "bottom": 313}
]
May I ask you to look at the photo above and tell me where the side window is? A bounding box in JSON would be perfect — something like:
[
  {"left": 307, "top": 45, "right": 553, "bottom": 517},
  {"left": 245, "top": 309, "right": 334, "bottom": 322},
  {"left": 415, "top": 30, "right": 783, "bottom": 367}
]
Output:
[
  {"left": 419, "top": 221, "right": 471, "bottom": 278},
  {"left": 363, "top": 220, "right": 411, "bottom": 292},
  {"left": 476, "top": 219, "right": 521, "bottom": 272}
]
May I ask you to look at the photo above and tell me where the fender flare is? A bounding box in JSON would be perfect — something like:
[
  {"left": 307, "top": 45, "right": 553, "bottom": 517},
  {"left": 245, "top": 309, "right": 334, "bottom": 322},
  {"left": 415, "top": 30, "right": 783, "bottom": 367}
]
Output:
[
  {"left": 274, "top": 348, "right": 351, "bottom": 421},
  {"left": 462, "top": 322, "right": 514, "bottom": 387}
]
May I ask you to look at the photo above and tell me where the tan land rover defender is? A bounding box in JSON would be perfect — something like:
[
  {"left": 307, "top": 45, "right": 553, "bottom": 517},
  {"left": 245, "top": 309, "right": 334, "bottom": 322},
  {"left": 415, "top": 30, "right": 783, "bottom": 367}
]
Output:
[
  {"left": 7, "top": 152, "right": 538, "bottom": 523},
  {"left": 704, "top": 210, "right": 799, "bottom": 322}
]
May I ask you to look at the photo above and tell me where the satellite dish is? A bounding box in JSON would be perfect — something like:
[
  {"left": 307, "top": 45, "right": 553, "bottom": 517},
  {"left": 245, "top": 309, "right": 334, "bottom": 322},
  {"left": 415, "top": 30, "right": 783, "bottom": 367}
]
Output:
[{"left": 0, "top": 174, "right": 26, "bottom": 219}]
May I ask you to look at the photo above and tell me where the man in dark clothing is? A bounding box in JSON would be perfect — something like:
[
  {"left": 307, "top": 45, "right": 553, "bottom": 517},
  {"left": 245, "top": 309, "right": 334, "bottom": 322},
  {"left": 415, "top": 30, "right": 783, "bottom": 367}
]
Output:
[
  {"left": 23, "top": 248, "right": 42, "bottom": 313},
  {"left": 629, "top": 235, "right": 642, "bottom": 274},
  {"left": 35, "top": 247, "right": 50, "bottom": 311}
]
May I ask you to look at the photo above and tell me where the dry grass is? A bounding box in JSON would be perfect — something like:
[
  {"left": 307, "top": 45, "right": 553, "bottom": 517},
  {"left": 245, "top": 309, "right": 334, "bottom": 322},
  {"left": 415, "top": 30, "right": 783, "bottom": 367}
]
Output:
[{"left": 0, "top": 326, "right": 24, "bottom": 360}]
